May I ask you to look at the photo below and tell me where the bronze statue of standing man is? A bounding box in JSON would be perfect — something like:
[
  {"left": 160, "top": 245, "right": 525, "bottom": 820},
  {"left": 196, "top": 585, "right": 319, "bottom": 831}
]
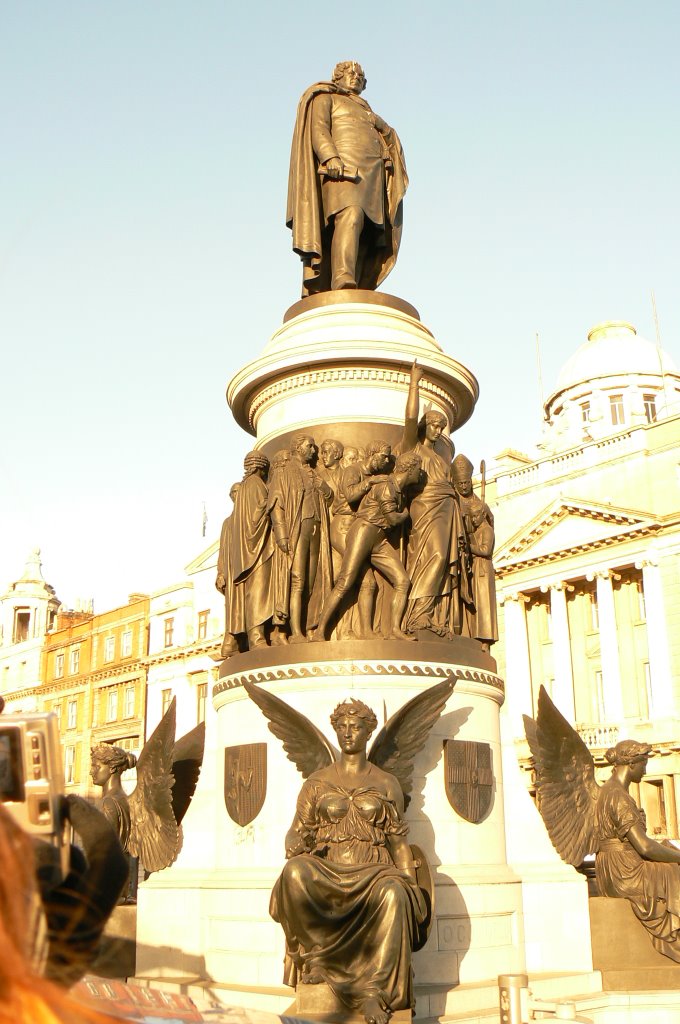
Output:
[{"left": 287, "top": 61, "right": 408, "bottom": 295}]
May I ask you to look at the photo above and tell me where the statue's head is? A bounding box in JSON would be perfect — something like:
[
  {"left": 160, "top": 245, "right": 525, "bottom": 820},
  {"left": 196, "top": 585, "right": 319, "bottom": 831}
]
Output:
[
  {"left": 271, "top": 449, "right": 290, "bottom": 472},
  {"left": 342, "top": 446, "right": 359, "bottom": 468},
  {"left": 364, "top": 439, "right": 392, "bottom": 475},
  {"left": 330, "top": 699, "right": 378, "bottom": 745},
  {"left": 452, "top": 454, "right": 474, "bottom": 496},
  {"left": 332, "top": 60, "right": 366, "bottom": 95},
  {"left": 243, "top": 450, "right": 270, "bottom": 479},
  {"left": 605, "top": 739, "right": 652, "bottom": 771},
  {"left": 419, "top": 409, "right": 448, "bottom": 445},
  {"left": 320, "top": 438, "right": 343, "bottom": 469},
  {"left": 395, "top": 450, "right": 422, "bottom": 488},
  {"left": 471, "top": 503, "right": 489, "bottom": 529},
  {"left": 229, "top": 482, "right": 241, "bottom": 503},
  {"left": 290, "top": 434, "right": 316, "bottom": 464},
  {"left": 90, "top": 742, "right": 137, "bottom": 785}
]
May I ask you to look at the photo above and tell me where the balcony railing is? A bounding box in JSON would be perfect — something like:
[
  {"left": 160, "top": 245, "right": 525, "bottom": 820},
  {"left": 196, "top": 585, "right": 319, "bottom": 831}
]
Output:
[{"left": 576, "top": 722, "right": 620, "bottom": 749}]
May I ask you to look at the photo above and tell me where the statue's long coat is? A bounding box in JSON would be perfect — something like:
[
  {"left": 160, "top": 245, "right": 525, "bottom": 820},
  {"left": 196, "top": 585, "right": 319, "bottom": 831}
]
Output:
[{"left": 287, "top": 81, "right": 408, "bottom": 294}]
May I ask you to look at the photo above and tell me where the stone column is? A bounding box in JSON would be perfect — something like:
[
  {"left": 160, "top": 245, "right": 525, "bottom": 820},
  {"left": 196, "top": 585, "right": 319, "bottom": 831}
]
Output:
[
  {"left": 637, "top": 559, "right": 674, "bottom": 717},
  {"left": 547, "top": 583, "right": 576, "bottom": 722},
  {"left": 499, "top": 591, "right": 532, "bottom": 735},
  {"left": 592, "top": 570, "right": 624, "bottom": 722}
]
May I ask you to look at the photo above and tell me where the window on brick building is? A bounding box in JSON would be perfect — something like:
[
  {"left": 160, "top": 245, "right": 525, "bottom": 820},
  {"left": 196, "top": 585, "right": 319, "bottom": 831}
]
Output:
[
  {"left": 164, "top": 618, "right": 174, "bottom": 648},
  {"left": 64, "top": 745, "right": 76, "bottom": 785},
  {"left": 55, "top": 652, "right": 64, "bottom": 678},
  {"left": 107, "top": 689, "right": 118, "bottom": 722},
  {"left": 197, "top": 610, "right": 209, "bottom": 641},
  {"left": 69, "top": 647, "right": 80, "bottom": 674},
  {"left": 104, "top": 636, "right": 115, "bottom": 662},
  {"left": 121, "top": 630, "right": 132, "bottom": 657},
  {"left": 67, "top": 699, "right": 77, "bottom": 730},
  {"left": 161, "top": 688, "right": 173, "bottom": 716},
  {"left": 124, "top": 686, "right": 135, "bottom": 718}
]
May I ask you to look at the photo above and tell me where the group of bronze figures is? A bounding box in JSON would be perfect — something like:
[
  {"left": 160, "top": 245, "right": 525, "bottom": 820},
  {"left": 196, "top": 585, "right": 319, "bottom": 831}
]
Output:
[{"left": 216, "top": 365, "right": 497, "bottom": 656}]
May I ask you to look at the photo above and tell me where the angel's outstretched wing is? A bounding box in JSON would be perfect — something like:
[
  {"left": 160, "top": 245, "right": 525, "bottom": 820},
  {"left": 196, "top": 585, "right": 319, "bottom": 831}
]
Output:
[
  {"left": 171, "top": 722, "right": 206, "bottom": 826},
  {"left": 523, "top": 685, "right": 599, "bottom": 865},
  {"left": 128, "top": 698, "right": 180, "bottom": 872},
  {"left": 243, "top": 681, "right": 336, "bottom": 778},
  {"left": 368, "top": 677, "right": 456, "bottom": 808}
]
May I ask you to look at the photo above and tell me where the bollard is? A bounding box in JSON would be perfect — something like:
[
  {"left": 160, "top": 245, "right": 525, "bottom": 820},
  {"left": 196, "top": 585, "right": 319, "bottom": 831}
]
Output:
[{"left": 498, "top": 974, "right": 528, "bottom": 1024}]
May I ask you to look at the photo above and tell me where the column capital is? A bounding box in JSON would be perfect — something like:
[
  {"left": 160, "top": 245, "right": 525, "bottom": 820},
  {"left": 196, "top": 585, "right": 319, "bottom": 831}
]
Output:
[
  {"left": 635, "top": 558, "right": 658, "bottom": 570},
  {"left": 499, "top": 590, "right": 529, "bottom": 606},
  {"left": 586, "top": 569, "right": 621, "bottom": 583},
  {"left": 541, "top": 580, "right": 574, "bottom": 594}
]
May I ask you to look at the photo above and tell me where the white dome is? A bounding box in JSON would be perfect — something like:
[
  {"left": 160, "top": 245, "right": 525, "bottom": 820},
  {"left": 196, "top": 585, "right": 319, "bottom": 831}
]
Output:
[{"left": 553, "top": 321, "right": 677, "bottom": 398}]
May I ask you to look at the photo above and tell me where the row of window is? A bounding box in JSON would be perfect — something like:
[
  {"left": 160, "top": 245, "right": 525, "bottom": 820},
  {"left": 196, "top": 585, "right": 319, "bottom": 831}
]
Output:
[
  {"left": 53, "top": 630, "right": 135, "bottom": 678},
  {"left": 51, "top": 611, "right": 212, "bottom": 672},
  {"left": 163, "top": 610, "right": 210, "bottom": 648},
  {"left": 580, "top": 391, "right": 658, "bottom": 428},
  {"left": 53, "top": 685, "right": 137, "bottom": 730},
  {"left": 161, "top": 682, "right": 208, "bottom": 724}
]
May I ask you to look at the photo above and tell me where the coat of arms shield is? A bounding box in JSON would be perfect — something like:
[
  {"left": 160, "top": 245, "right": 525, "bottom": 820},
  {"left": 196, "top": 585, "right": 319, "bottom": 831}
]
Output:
[
  {"left": 224, "top": 743, "right": 267, "bottom": 826},
  {"left": 444, "top": 739, "right": 493, "bottom": 823}
]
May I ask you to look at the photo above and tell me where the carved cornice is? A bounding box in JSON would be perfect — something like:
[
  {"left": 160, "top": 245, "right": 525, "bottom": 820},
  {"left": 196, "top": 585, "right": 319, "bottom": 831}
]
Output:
[
  {"left": 214, "top": 661, "right": 504, "bottom": 697},
  {"left": 145, "top": 640, "right": 220, "bottom": 668},
  {"left": 496, "top": 524, "right": 661, "bottom": 576},
  {"left": 248, "top": 366, "right": 457, "bottom": 429}
]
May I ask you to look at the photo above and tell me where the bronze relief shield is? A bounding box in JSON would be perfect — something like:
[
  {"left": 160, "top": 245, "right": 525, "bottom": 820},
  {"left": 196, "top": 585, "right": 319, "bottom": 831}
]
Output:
[
  {"left": 224, "top": 743, "right": 267, "bottom": 826},
  {"left": 444, "top": 739, "right": 493, "bottom": 823}
]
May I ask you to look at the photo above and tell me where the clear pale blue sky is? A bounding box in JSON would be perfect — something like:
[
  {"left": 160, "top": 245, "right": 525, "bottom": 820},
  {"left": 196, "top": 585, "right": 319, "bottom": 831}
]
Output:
[{"left": 2, "top": 1, "right": 679, "bottom": 611}]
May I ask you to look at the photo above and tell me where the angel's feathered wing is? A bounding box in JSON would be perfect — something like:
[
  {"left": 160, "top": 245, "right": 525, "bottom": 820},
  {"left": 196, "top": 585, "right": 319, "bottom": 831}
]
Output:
[
  {"left": 171, "top": 721, "right": 206, "bottom": 826},
  {"left": 243, "top": 681, "right": 336, "bottom": 777},
  {"left": 128, "top": 698, "right": 180, "bottom": 872},
  {"left": 368, "top": 677, "right": 456, "bottom": 808},
  {"left": 523, "top": 685, "right": 599, "bottom": 865}
]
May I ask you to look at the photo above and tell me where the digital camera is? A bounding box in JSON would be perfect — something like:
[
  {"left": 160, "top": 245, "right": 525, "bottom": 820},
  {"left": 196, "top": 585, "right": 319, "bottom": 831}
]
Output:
[{"left": 0, "top": 711, "right": 71, "bottom": 880}]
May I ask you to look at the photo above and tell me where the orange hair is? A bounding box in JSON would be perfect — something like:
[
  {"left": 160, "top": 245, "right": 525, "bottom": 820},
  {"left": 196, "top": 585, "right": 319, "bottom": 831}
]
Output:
[{"left": 0, "top": 805, "right": 120, "bottom": 1024}]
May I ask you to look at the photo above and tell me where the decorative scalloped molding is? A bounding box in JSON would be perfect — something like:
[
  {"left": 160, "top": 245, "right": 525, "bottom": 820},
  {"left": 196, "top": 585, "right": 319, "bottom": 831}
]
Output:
[
  {"left": 214, "top": 661, "right": 504, "bottom": 696},
  {"left": 496, "top": 524, "right": 660, "bottom": 576},
  {"left": 248, "top": 367, "right": 457, "bottom": 428}
]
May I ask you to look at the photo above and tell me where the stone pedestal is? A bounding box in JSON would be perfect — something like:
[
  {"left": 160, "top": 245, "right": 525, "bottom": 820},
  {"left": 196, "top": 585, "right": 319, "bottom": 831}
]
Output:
[
  {"left": 590, "top": 897, "right": 680, "bottom": 991},
  {"left": 227, "top": 291, "right": 478, "bottom": 454},
  {"left": 135, "top": 293, "right": 596, "bottom": 1020}
]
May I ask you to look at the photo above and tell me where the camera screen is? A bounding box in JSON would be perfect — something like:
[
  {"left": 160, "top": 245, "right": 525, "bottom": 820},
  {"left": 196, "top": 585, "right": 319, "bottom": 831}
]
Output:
[{"left": 0, "top": 729, "right": 25, "bottom": 803}]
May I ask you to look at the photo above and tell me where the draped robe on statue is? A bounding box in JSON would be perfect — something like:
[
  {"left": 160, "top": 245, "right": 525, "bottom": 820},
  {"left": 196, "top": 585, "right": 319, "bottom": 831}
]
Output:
[
  {"left": 596, "top": 777, "right": 680, "bottom": 961},
  {"left": 287, "top": 81, "right": 408, "bottom": 295},
  {"left": 403, "top": 443, "right": 469, "bottom": 634},
  {"left": 271, "top": 767, "right": 426, "bottom": 1012},
  {"left": 228, "top": 474, "right": 274, "bottom": 636}
]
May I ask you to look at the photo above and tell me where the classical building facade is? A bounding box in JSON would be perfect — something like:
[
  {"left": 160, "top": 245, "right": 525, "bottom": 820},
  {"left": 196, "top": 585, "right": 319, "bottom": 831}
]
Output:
[
  {"left": 145, "top": 544, "right": 223, "bottom": 741},
  {"left": 40, "top": 596, "right": 150, "bottom": 795},
  {"left": 490, "top": 320, "right": 680, "bottom": 838}
]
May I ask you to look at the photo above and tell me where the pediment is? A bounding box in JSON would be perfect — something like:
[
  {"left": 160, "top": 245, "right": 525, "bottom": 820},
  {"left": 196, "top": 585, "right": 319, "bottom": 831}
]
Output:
[
  {"left": 185, "top": 539, "right": 219, "bottom": 575},
  {"left": 496, "top": 499, "right": 657, "bottom": 567}
]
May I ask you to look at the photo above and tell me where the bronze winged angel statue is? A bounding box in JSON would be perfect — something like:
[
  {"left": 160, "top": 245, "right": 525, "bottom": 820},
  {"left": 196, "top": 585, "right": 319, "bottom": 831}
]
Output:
[
  {"left": 525, "top": 685, "right": 680, "bottom": 961},
  {"left": 244, "top": 677, "right": 456, "bottom": 1024},
  {"left": 90, "top": 698, "right": 205, "bottom": 872}
]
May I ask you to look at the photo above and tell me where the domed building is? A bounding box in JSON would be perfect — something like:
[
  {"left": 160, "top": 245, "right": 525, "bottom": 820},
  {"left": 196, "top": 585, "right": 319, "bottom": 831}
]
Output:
[
  {"left": 487, "top": 320, "right": 680, "bottom": 840},
  {"left": 541, "top": 320, "right": 680, "bottom": 452}
]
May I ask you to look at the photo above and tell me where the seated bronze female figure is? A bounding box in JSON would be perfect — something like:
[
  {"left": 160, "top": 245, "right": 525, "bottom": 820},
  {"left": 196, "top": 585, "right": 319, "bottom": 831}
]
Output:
[
  {"left": 525, "top": 685, "right": 680, "bottom": 961},
  {"left": 244, "top": 678, "right": 454, "bottom": 1024}
]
